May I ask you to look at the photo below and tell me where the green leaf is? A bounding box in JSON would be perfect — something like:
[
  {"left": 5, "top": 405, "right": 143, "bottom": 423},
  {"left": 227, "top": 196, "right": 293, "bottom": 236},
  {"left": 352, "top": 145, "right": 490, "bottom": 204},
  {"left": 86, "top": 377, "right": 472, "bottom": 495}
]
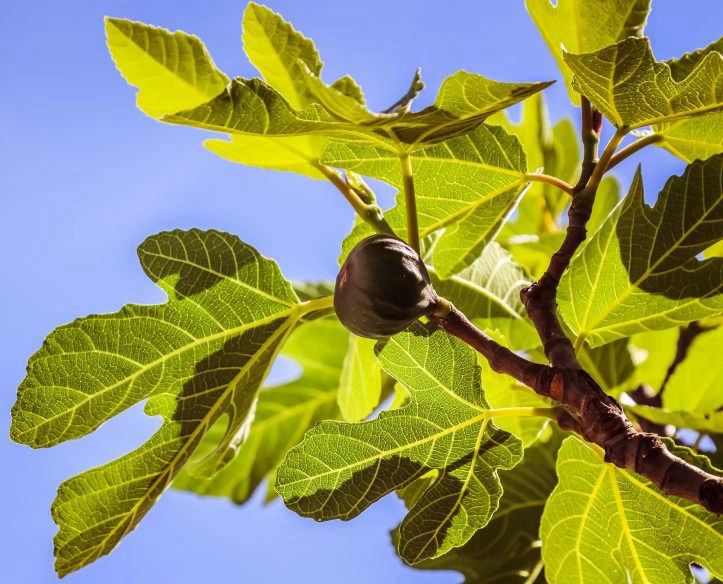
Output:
[
  {"left": 577, "top": 337, "right": 634, "bottom": 395},
  {"left": 277, "top": 325, "right": 524, "bottom": 564},
  {"left": 167, "top": 72, "right": 552, "bottom": 154},
  {"left": 403, "top": 434, "right": 561, "bottom": 583},
  {"left": 559, "top": 155, "right": 723, "bottom": 346},
  {"left": 564, "top": 37, "right": 723, "bottom": 129},
  {"left": 431, "top": 242, "right": 539, "bottom": 350},
  {"left": 173, "top": 318, "right": 346, "bottom": 503},
  {"left": 301, "top": 65, "right": 552, "bottom": 144},
  {"left": 164, "top": 77, "right": 341, "bottom": 136},
  {"left": 664, "top": 325, "right": 723, "bottom": 414},
  {"left": 525, "top": 0, "right": 650, "bottom": 103},
  {"left": 652, "top": 39, "right": 723, "bottom": 162},
  {"left": 337, "top": 335, "right": 383, "bottom": 421},
  {"left": 480, "top": 360, "right": 552, "bottom": 446},
  {"left": 630, "top": 406, "right": 723, "bottom": 434},
  {"left": 394, "top": 71, "right": 553, "bottom": 144},
  {"left": 541, "top": 437, "right": 723, "bottom": 583},
  {"left": 330, "top": 123, "right": 529, "bottom": 276},
  {"left": 105, "top": 18, "right": 229, "bottom": 118},
  {"left": 655, "top": 112, "right": 723, "bottom": 163},
  {"left": 627, "top": 328, "right": 679, "bottom": 392},
  {"left": 242, "top": 2, "right": 322, "bottom": 110},
  {"left": 10, "top": 229, "right": 314, "bottom": 576}
]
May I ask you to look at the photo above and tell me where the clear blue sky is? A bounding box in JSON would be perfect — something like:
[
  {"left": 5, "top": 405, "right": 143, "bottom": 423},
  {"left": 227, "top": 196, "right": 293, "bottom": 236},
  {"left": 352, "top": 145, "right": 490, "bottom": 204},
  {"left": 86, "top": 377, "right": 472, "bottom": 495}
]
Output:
[{"left": 2, "top": 1, "right": 721, "bottom": 582}]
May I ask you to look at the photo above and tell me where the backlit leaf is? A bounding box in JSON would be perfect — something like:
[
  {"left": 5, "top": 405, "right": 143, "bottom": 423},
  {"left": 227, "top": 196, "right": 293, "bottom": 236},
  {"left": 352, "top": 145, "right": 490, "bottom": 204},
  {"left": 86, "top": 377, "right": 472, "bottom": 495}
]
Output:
[
  {"left": 564, "top": 37, "right": 723, "bottom": 129},
  {"left": 277, "top": 325, "right": 524, "bottom": 564},
  {"left": 525, "top": 0, "right": 650, "bottom": 103},
  {"left": 330, "top": 123, "right": 529, "bottom": 276},
  {"left": 541, "top": 438, "right": 723, "bottom": 583},
  {"left": 11, "top": 229, "right": 314, "bottom": 576},
  {"left": 105, "top": 18, "right": 229, "bottom": 118},
  {"left": 559, "top": 155, "right": 723, "bottom": 346},
  {"left": 404, "top": 434, "right": 561, "bottom": 583},
  {"left": 173, "top": 318, "right": 346, "bottom": 503}
]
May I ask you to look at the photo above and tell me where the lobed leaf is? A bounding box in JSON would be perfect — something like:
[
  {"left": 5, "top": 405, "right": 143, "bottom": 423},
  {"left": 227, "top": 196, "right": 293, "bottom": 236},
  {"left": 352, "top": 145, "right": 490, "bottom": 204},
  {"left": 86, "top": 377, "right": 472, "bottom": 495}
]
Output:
[
  {"left": 276, "top": 325, "right": 524, "bottom": 564},
  {"left": 525, "top": 0, "right": 650, "bottom": 103},
  {"left": 541, "top": 438, "right": 723, "bottom": 583},
  {"left": 403, "top": 434, "right": 562, "bottom": 583},
  {"left": 559, "top": 155, "right": 723, "bottom": 346},
  {"left": 653, "top": 39, "right": 723, "bottom": 162},
  {"left": 105, "top": 18, "right": 229, "bottom": 118},
  {"left": 242, "top": 2, "right": 322, "bottom": 110},
  {"left": 11, "top": 229, "right": 309, "bottom": 575},
  {"left": 174, "top": 318, "right": 346, "bottom": 503},
  {"left": 564, "top": 37, "right": 723, "bottom": 130}
]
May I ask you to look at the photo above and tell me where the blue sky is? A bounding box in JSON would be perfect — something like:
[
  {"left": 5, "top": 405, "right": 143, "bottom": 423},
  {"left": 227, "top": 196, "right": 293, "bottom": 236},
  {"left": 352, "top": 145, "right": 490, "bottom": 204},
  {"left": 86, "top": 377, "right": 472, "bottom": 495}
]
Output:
[{"left": 2, "top": 1, "right": 721, "bottom": 582}]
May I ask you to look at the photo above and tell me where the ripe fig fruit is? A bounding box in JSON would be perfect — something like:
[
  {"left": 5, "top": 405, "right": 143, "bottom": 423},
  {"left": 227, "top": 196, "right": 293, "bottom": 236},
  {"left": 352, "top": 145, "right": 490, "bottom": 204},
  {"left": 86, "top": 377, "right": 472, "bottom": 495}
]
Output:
[{"left": 334, "top": 235, "right": 437, "bottom": 339}]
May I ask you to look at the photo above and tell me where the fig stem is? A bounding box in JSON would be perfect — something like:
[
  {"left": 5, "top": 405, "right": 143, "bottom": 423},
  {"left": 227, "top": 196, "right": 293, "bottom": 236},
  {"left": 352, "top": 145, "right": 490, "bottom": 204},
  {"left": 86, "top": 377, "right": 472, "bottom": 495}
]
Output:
[
  {"left": 523, "top": 172, "right": 574, "bottom": 195},
  {"left": 399, "top": 152, "right": 421, "bottom": 253}
]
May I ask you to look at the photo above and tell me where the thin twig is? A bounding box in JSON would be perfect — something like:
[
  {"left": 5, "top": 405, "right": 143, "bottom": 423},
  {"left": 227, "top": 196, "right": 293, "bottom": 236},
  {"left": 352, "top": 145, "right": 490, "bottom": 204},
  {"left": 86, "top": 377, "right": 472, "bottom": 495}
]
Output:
[
  {"left": 607, "top": 133, "right": 663, "bottom": 172},
  {"left": 524, "top": 173, "right": 575, "bottom": 195},
  {"left": 314, "top": 163, "right": 395, "bottom": 235}
]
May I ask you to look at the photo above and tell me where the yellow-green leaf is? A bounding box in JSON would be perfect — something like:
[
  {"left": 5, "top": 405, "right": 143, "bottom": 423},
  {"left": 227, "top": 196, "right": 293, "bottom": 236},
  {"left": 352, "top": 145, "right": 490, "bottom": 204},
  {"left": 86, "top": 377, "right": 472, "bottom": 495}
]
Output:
[{"left": 105, "top": 18, "right": 229, "bottom": 118}]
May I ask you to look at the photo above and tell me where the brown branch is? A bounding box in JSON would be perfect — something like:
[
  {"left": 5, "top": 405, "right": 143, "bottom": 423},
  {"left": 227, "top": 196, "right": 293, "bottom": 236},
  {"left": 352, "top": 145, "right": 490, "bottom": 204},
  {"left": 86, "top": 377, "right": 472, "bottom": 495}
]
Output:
[
  {"left": 428, "top": 98, "right": 723, "bottom": 513},
  {"left": 429, "top": 300, "right": 723, "bottom": 514},
  {"left": 519, "top": 102, "right": 610, "bottom": 369}
]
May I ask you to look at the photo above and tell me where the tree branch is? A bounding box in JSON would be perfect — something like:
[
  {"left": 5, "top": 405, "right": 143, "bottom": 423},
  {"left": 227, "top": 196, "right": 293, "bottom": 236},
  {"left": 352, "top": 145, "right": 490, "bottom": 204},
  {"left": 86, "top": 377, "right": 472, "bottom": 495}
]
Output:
[
  {"left": 428, "top": 99, "right": 723, "bottom": 513},
  {"left": 607, "top": 133, "right": 663, "bottom": 172},
  {"left": 429, "top": 299, "right": 723, "bottom": 514}
]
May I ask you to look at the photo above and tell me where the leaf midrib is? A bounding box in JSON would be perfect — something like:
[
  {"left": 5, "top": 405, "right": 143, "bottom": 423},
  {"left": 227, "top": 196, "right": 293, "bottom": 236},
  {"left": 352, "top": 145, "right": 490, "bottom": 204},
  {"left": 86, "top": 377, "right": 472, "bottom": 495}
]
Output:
[
  {"left": 577, "top": 189, "right": 721, "bottom": 336},
  {"left": 16, "top": 307, "right": 299, "bottom": 444},
  {"left": 108, "top": 19, "right": 224, "bottom": 106},
  {"left": 57, "top": 316, "right": 298, "bottom": 573}
]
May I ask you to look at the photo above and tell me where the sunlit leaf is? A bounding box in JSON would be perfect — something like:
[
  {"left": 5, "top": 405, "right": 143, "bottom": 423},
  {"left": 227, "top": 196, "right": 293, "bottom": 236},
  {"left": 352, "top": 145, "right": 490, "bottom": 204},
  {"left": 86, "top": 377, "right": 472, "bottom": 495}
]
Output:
[
  {"left": 11, "top": 229, "right": 312, "bottom": 576},
  {"left": 277, "top": 325, "right": 524, "bottom": 564},
  {"left": 559, "top": 155, "right": 723, "bottom": 346},
  {"left": 331, "top": 123, "right": 529, "bottom": 276},
  {"left": 242, "top": 2, "right": 322, "bottom": 110},
  {"left": 525, "top": 0, "right": 650, "bottom": 103},
  {"left": 564, "top": 37, "right": 723, "bottom": 129},
  {"left": 105, "top": 18, "right": 229, "bottom": 118},
  {"left": 541, "top": 438, "right": 723, "bottom": 583},
  {"left": 174, "top": 318, "right": 346, "bottom": 503},
  {"left": 403, "top": 434, "right": 561, "bottom": 583}
]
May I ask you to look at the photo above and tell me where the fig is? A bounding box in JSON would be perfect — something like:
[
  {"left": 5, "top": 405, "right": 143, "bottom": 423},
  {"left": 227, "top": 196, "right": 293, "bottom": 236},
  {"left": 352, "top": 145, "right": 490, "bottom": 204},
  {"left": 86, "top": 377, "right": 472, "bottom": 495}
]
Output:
[{"left": 334, "top": 235, "right": 437, "bottom": 339}]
